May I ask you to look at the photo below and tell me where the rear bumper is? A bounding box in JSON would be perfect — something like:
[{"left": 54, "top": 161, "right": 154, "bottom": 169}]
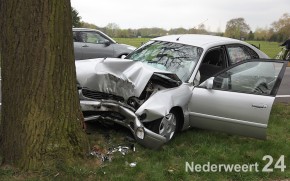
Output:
[{"left": 80, "top": 100, "right": 166, "bottom": 149}]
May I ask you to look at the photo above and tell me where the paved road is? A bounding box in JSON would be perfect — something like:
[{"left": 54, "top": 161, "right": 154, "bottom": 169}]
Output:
[{"left": 275, "top": 67, "right": 290, "bottom": 104}]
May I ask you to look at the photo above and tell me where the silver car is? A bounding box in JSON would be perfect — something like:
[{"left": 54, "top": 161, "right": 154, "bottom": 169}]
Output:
[
  {"left": 76, "top": 34, "right": 287, "bottom": 149},
  {"left": 73, "top": 28, "right": 136, "bottom": 60}
]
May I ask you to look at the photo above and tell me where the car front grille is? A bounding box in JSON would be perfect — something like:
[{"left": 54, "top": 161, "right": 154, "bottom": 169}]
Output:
[
  {"left": 82, "top": 88, "right": 125, "bottom": 102},
  {"left": 83, "top": 111, "right": 126, "bottom": 120}
]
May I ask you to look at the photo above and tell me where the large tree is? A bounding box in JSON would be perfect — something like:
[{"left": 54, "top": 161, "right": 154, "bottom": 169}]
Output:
[
  {"left": 0, "top": 0, "right": 89, "bottom": 170},
  {"left": 104, "top": 23, "right": 121, "bottom": 37},
  {"left": 271, "top": 13, "right": 290, "bottom": 41},
  {"left": 225, "top": 18, "right": 250, "bottom": 39},
  {"left": 72, "top": 7, "right": 82, "bottom": 27},
  {"left": 254, "top": 27, "right": 272, "bottom": 41}
]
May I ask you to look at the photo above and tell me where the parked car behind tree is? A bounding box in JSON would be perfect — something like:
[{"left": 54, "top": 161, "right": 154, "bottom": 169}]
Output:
[{"left": 73, "top": 28, "right": 136, "bottom": 60}]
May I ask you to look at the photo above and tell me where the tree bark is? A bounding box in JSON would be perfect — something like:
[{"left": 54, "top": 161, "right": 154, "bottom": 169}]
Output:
[{"left": 0, "top": 0, "right": 89, "bottom": 170}]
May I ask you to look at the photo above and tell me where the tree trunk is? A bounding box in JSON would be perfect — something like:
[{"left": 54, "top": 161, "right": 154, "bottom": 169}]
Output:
[{"left": 0, "top": 0, "right": 89, "bottom": 170}]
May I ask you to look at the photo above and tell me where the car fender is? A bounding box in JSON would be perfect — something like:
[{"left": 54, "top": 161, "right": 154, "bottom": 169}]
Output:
[
  {"left": 135, "top": 84, "right": 192, "bottom": 124},
  {"left": 112, "top": 44, "right": 136, "bottom": 58}
]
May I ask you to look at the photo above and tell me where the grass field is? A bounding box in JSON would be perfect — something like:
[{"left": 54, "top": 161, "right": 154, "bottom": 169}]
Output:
[
  {"left": 1, "top": 104, "right": 289, "bottom": 180},
  {"left": 0, "top": 39, "right": 289, "bottom": 180},
  {"left": 115, "top": 38, "right": 151, "bottom": 48},
  {"left": 247, "top": 41, "right": 281, "bottom": 58}
]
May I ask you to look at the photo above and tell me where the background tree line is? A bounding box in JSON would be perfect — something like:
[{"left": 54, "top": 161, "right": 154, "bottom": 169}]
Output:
[
  {"left": 224, "top": 14, "right": 290, "bottom": 42},
  {"left": 78, "top": 22, "right": 209, "bottom": 38},
  {"left": 73, "top": 7, "right": 289, "bottom": 42}
]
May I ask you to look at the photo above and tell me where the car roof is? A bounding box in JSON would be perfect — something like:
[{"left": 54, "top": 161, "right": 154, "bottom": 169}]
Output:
[
  {"left": 73, "top": 28, "right": 101, "bottom": 32},
  {"left": 72, "top": 28, "right": 116, "bottom": 43},
  {"left": 152, "top": 34, "right": 247, "bottom": 48}
]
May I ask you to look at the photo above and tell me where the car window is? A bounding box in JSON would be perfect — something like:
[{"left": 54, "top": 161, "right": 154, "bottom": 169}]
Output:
[
  {"left": 126, "top": 41, "right": 203, "bottom": 82},
  {"left": 73, "top": 31, "right": 108, "bottom": 44},
  {"left": 73, "top": 31, "right": 85, "bottom": 42},
  {"left": 73, "top": 32, "right": 78, "bottom": 42},
  {"left": 244, "top": 46, "right": 259, "bottom": 59},
  {"left": 226, "top": 45, "right": 259, "bottom": 64},
  {"left": 212, "top": 61, "right": 284, "bottom": 95},
  {"left": 199, "top": 47, "right": 227, "bottom": 83}
]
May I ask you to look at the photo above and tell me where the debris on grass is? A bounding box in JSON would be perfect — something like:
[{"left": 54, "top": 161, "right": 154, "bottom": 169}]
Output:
[
  {"left": 89, "top": 144, "right": 135, "bottom": 163},
  {"left": 86, "top": 122, "right": 137, "bottom": 163},
  {"left": 129, "top": 162, "right": 137, "bottom": 167},
  {"left": 125, "top": 161, "right": 137, "bottom": 167}
]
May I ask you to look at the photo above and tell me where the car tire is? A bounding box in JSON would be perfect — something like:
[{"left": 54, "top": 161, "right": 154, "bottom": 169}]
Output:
[
  {"left": 147, "top": 110, "right": 178, "bottom": 142},
  {"left": 120, "top": 54, "right": 127, "bottom": 59}
]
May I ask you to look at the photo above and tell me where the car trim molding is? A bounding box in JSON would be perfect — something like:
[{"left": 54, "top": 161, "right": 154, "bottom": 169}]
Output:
[{"left": 189, "top": 112, "right": 267, "bottom": 128}]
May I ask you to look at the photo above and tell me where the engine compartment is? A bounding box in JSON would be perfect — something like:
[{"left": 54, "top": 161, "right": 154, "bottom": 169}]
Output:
[
  {"left": 81, "top": 73, "right": 182, "bottom": 112},
  {"left": 126, "top": 73, "right": 181, "bottom": 110}
]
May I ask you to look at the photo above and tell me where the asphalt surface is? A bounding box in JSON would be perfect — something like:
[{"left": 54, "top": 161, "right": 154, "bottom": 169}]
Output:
[
  {"left": 275, "top": 67, "right": 290, "bottom": 104},
  {"left": 0, "top": 67, "right": 289, "bottom": 104}
]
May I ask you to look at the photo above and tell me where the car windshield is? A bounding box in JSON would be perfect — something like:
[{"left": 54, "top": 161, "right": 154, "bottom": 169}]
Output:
[{"left": 126, "top": 41, "right": 203, "bottom": 82}]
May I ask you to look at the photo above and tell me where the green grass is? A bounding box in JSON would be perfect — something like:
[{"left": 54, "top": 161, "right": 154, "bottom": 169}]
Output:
[
  {"left": 114, "top": 38, "right": 151, "bottom": 48},
  {"left": 247, "top": 41, "right": 282, "bottom": 58},
  {"left": 1, "top": 104, "right": 289, "bottom": 180}
]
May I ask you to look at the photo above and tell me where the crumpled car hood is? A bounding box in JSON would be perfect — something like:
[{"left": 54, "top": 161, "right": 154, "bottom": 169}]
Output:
[{"left": 75, "top": 58, "right": 180, "bottom": 100}]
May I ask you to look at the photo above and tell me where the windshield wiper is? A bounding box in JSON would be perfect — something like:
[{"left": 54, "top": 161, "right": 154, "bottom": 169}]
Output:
[{"left": 146, "top": 60, "right": 158, "bottom": 63}]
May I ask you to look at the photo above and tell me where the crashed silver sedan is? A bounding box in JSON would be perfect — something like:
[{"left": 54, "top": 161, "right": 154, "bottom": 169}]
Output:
[{"left": 76, "top": 34, "right": 287, "bottom": 149}]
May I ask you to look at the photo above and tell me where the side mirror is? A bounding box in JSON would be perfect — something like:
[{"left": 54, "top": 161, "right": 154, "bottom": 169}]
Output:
[
  {"left": 200, "top": 77, "right": 214, "bottom": 89},
  {"left": 104, "top": 40, "right": 111, "bottom": 47}
]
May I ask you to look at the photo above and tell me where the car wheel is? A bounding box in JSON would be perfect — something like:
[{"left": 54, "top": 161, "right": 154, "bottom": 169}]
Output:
[
  {"left": 120, "top": 54, "right": 127, "bottom": 59},
  {"left": 147, "top": 111, "right": 178, "bottom": 141}
]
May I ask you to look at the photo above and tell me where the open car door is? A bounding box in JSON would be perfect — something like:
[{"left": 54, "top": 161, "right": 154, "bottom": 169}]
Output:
[{"left": 188, "top": 59, "right": 287, "bottom": 139}]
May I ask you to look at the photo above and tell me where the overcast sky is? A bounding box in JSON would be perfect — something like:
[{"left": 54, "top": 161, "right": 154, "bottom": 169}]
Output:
[{"left": 71, "top": 0, "right": 290, "bottom": 32}]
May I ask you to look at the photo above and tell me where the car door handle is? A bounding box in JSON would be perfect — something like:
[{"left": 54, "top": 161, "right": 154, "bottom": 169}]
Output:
[
  {"left": 82, "top": 45, "right": 89, "bottom": 47},
  {"left": 252, "top": 104, "right": 267, "bottom": 109}
]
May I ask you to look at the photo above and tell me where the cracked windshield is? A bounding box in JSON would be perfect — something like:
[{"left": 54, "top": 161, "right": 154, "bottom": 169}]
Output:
[{"left": 126, "top": 41, "right": 203, "bottom": 82}]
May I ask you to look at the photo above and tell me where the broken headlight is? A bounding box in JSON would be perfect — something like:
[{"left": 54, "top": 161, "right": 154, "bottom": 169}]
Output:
[{"left": 136, "top": 127, "right": 145, "bottom": 139}]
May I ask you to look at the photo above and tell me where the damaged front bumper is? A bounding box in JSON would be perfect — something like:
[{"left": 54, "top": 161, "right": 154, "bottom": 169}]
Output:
[{"left": 80, "top": 100, "right": 167, "bottom": 149}]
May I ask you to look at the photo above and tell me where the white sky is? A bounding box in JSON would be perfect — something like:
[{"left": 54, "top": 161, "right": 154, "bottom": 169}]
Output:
[{"left": 71, "top": 0, "right": 290, "bottom": 32}]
